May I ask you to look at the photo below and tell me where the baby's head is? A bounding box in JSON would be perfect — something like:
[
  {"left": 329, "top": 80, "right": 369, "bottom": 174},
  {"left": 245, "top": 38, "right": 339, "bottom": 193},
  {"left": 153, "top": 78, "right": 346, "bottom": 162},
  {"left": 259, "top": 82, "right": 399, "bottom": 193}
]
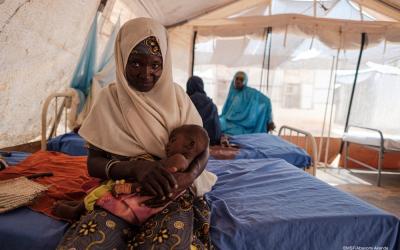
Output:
[{"left": 166, "top": 124, "right": 209, "bottom": 163}]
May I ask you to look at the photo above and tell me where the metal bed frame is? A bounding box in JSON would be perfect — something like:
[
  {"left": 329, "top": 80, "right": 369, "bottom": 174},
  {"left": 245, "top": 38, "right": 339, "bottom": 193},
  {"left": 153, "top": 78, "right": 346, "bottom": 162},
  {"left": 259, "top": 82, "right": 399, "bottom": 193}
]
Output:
[
  {"left": 41, "top": 91, "right": 75, "bottom": 151},
  {"left": 278, "top": 125, "right": 318, "bottom": 176},
  {"left": 343, "top": 125, "right": 400, "bottom": 186}
]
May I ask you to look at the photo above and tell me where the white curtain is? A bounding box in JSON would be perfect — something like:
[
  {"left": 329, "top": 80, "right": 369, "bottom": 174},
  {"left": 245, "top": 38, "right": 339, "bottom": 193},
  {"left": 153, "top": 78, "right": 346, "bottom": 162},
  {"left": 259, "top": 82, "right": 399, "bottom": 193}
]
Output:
[
  {"left": 346, "top": 41, "right": 400, "bottom": 136},
  {"left": 193, "top": 27, "right": 400, "bottom": 137},
  {"left": 193, "top": 31, "right": 267, "bottom": 110}
]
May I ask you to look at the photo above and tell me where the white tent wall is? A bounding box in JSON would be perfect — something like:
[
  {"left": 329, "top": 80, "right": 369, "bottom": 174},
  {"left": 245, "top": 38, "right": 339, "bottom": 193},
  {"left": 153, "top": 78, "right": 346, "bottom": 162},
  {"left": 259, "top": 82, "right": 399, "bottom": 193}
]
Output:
[
  {"left": 0, "top": 0, "right": 151, "bottom": 148},
  {"left": 0, "top": 0, "right": 100, "bottom": 148},
  {"left": 168, "top": 25, "right": 194, "bottom": 88}
]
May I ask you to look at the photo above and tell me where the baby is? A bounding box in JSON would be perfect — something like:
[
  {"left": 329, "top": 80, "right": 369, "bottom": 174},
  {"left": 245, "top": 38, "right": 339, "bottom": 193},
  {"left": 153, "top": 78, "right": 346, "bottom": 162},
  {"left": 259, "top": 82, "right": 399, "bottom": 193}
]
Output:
[{"left": 53, "top": 124, "right": 209, "bottom": 224}]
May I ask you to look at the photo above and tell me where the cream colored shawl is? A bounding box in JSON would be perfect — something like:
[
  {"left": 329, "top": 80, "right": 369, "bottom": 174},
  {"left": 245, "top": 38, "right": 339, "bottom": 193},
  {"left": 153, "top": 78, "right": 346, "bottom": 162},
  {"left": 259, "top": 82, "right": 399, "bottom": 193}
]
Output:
[{"left": 79, "top": 18, "right": 216, "bottom": 195}]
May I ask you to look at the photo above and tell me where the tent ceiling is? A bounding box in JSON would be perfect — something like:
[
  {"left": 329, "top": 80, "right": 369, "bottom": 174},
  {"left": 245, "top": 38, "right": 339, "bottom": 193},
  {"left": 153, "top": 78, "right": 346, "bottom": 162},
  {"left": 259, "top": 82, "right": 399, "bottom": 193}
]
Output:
[
  {"left": 380, "top": 0, "right": 400, "bottom": 10},
  {"left": 137, "top": 0, "right": 400, "bottom": 26},
  {"left": 137, "top": 0, "right": 236, "bottom": 26}
]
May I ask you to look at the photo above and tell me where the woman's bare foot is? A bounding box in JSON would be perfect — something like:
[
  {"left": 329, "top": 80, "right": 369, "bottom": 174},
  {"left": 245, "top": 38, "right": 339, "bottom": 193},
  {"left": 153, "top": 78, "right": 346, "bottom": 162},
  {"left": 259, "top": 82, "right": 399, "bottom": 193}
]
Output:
[{"left": 52, "top": 200, "right": 85, "bottom": 221}]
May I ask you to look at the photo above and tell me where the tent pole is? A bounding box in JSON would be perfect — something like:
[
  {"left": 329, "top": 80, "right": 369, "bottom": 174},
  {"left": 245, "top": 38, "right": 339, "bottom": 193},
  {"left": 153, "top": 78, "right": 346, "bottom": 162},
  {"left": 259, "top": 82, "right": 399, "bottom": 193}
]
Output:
[
  {"left": 324, "top": 48, "right": 341, "bottom": 167},
  {"left": 190, "top": 31, "right": 198, "bottom": 77},
  {"left": 313, "top": 0, "right": 317, "bottom": 17},
  {"left": 259, "top": 28, "right": 268, "bottom": 91},
  {"left": 260, "top": 27, "right": 272, "bottom": 92},
  {"left": 266, "top": 27, "right": 272, "bottom": 93},
  {"left": 318, "top": 55, "right": 336, "bottom": 165},
  {"left": 339, "top": 32, "right": 367, "bottom": 155}
]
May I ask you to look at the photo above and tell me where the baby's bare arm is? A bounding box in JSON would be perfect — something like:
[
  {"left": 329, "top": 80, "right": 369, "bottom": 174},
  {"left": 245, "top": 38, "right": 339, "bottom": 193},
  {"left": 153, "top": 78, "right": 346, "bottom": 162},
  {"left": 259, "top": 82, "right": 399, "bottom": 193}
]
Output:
[{"left": 160, "top": 154, "right": 189, "bottom": 172}]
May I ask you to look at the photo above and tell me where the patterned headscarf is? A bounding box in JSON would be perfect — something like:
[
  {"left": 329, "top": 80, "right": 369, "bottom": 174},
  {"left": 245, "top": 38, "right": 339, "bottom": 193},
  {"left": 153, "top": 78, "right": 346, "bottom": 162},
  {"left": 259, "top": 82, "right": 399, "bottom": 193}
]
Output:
[{"left": 132, "top": 36, "right": 162, "bottom": 57}]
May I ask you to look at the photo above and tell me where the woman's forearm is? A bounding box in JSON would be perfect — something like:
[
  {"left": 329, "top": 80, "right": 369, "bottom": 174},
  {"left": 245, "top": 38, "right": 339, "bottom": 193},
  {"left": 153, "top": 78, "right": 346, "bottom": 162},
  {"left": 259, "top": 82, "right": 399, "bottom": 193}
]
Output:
[
  {"left": 87, "top": 154, "right": 109, "bottom": 179},
  {"left": 87, "top": 157, "right": 143, "bottom": 181},
  {"left": 191, "top": 147, "right": 209, "bottom": 178},
  {"left": 87, "top": 148, "right": 134, "bottom": 180}
]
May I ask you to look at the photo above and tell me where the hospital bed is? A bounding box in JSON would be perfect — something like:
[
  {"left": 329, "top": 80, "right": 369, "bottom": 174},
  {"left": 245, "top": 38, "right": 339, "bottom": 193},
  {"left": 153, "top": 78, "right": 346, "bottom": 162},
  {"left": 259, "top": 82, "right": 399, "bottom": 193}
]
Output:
[
  {"left": 343, "top": 125, "right": 400, "bottom": 186},
  {"left": 0, "top": 153, "right": 398, "bottom": 250},
  {"left": 210, "top": 126, "right": 317, "bottom": 175},
  {"left": 40, "top": 89, "right": 318, "bottom": 175}
]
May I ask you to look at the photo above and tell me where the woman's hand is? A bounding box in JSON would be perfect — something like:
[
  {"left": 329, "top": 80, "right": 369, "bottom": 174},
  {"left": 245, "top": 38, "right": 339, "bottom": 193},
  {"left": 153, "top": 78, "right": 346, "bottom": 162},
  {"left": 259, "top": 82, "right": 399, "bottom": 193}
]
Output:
[
  {"left": 127, "top": 160, "right": 177, "bottom": 199},
  {"left": 86, "top": 147, "right": 177, "bottom": 199},
  {"left": 143, "top": 148, "right": 209, "bottom": 207},
  {"left": 267, "top": 121, "right": 276, "bottom": 133},
  {"left": 220, "top": 134, "right": 230, "bottom": 147}
]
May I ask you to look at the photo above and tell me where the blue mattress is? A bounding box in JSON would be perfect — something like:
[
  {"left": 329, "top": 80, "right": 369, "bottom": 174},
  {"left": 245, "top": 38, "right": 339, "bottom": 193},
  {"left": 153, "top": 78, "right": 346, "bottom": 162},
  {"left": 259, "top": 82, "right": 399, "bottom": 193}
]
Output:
[
  {"left": 206, "top": 159, "right": 399, "bottom": 250},
  {"left": 1, "top": 151, "right": 31, "bottom": 166},
  {"left": 47, "top": 132, "right": 87, "bottom": 156},
  {"left": 0, "top": 207, "right": 68, "bottom": 250},
  {"left": 213, "top": 133, "right": 312, "bottom": 168}
]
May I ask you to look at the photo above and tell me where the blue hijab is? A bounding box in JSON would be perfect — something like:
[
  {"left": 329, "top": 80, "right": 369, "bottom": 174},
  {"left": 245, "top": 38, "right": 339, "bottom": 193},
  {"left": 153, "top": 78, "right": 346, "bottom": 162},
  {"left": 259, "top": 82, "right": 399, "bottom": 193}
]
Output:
[
  {"left": 187, "top": 76, "right": 222, "bottom": 145},
  {"left": 220, "top": 71, "right": 272, "bottom": 135}
]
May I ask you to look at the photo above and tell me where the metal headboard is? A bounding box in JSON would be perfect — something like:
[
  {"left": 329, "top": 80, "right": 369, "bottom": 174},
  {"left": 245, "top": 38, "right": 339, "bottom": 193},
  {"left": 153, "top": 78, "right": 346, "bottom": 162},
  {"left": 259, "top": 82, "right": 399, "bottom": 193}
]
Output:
[
  {"left": 278, "top": 125, "right": 319, "bottom": 176},
  {"left": 41, "top": 92, "right": 75, "bottom": 151}
]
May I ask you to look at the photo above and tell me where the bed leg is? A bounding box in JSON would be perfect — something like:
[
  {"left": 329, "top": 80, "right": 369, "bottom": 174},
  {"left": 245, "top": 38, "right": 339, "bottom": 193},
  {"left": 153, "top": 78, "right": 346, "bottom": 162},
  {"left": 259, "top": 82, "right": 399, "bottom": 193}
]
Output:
[
  {"left": 377, "top": 148, "right": 383, "bottom": 187},
  {"left": 344, "top": 141, "right": 348, "bottom": 170}
]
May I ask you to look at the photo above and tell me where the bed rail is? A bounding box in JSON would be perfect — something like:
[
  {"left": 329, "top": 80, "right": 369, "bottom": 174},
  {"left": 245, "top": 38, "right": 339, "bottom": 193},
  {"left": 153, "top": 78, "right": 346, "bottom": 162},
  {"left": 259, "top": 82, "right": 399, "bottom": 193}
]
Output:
[
  {"left": 41, "top": 92, "right": 74, "bottom": 151},
  {"left": 278, "top": 125, "right": 318, "bottom": 176},
  {"left": 343, "top": 125, "right": 385, "bottom": 186}
]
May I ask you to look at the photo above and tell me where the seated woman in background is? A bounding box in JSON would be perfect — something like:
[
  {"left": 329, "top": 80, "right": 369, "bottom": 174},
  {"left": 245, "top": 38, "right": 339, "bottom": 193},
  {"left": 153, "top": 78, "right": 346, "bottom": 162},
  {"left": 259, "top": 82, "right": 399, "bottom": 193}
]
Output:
[
  {"left": 186, "top": 75, "right": 222, "bottom": 145},
  {"left": 219, "top": 71, "right": 275, "bottom": 135}
]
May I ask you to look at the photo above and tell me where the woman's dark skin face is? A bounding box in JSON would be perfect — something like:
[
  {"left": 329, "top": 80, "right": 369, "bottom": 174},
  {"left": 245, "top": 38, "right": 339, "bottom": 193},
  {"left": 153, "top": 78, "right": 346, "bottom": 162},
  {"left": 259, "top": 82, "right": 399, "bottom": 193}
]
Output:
[
  {"left": 234, "top": 73, "right": 245, "bottom": 90},
  {"left": 125, "top": 51, "right": 163, "bottom": 92}
]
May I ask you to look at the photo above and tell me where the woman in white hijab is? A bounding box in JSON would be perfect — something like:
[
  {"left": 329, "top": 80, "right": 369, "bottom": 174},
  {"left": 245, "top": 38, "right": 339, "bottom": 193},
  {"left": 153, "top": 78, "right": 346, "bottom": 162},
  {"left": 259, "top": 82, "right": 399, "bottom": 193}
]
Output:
[{"left": 57, "top": 18, "right": 215, "bottom": 249}]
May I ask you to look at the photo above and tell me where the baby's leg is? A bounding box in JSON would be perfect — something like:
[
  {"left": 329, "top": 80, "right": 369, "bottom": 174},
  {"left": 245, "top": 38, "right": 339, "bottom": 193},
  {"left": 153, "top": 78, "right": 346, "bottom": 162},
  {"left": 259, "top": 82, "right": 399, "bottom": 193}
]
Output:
[{"left": 52, "top": 200, "right": 85, "bottom": 221}]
